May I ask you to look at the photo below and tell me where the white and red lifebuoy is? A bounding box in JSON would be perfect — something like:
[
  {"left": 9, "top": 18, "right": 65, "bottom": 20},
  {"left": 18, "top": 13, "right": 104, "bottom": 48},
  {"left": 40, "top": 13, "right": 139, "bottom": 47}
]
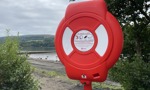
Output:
[{"left": 55, "top": 0, "right": 123, "bottom": 82}]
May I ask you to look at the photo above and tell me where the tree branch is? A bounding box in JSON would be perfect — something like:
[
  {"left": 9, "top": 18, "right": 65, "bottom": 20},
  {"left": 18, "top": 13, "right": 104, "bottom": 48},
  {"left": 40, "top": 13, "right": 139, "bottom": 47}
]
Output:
[{"left": 130, "top": 0, "right": 150, "bottom": 22}]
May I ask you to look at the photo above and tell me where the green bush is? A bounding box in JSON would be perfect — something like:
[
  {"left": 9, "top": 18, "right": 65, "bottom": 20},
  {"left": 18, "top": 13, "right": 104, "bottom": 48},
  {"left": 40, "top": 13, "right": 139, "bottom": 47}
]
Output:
[
  {"left": 109, "top": 55, "right": 150, "bottom": 90},
  {"left": 0, "top": 36, "right": 38, "bottom": 90}
]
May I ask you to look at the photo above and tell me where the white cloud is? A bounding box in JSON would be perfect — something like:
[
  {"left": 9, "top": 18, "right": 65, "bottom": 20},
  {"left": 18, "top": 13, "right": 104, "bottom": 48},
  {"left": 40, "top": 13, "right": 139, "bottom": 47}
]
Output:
[{"left": 0, "top": 0, "right": 69, "bottom": 37}]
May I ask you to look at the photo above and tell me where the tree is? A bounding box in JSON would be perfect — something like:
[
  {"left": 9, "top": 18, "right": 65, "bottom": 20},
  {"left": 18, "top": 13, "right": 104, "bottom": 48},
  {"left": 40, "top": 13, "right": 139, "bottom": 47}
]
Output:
[
  {"left": 106, "top": 0, "right": 149, "bottom": 58},
  {"left": 0, "top": 36, "right": 38, "bottom": 90},
  {"left": 105, "top": 0, "right": 150, "bottom": 89}
]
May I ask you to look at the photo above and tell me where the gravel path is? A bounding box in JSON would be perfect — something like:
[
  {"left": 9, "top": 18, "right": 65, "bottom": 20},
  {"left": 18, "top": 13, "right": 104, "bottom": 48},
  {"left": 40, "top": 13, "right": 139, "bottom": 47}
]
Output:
[{"left": 28, "top": 59, "right": 84, "bottom": 90}]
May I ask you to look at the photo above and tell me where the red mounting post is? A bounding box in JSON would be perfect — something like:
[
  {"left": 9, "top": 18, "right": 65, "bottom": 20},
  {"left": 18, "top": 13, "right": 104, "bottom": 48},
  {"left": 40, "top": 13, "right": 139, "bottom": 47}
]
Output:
[
  {"left": 81, "top": 80, "right": 92, "bottom": 90},
  {"left": 84, "top": 83, "right": 92, "bottom": 90}
]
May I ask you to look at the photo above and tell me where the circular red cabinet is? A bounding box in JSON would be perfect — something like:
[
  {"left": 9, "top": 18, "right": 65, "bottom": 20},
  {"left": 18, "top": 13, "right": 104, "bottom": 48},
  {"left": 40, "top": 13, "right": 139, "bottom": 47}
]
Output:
[{"left": 55, "top": 0, "right": 123, "bottom": 82}]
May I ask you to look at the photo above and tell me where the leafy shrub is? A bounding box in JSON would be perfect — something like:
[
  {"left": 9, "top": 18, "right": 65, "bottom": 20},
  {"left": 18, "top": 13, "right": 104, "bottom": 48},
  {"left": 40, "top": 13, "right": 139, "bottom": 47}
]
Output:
[
  {"left": 0, "top": 36, "right": 38, "bottom": 90},
  {"left": 109, "top": 55, "right": 150, "bottom": 90}
]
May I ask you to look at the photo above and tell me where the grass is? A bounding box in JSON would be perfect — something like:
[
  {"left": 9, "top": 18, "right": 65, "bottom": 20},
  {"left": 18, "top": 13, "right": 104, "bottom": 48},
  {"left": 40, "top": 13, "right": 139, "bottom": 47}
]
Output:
[
  {"left": 33, "top": 68, "right": 61, "bottom": 77},
  {"left": 93, "top": 82, "right": 124, "bottom": 90}
]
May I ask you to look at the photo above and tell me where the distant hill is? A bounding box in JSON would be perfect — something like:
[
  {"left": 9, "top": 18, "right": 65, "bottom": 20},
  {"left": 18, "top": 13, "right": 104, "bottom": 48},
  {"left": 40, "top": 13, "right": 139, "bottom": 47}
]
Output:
[
  {"left": 0, "top": 37, "right": 5, "bottom": 43},
  {"left": 19, "top": 34, "right": 54, "bottom": 41},
  {"left": 0, "top": 35, "right": 55, "bottom": 51}
]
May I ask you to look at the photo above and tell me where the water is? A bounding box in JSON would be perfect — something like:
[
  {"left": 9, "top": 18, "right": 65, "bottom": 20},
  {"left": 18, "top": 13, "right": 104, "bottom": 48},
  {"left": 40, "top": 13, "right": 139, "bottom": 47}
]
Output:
[
  {"left": 29, "top": 52, "right": 59, "bottom": 61},
  {"left": 22, "top": 47, "right": 55, "bottom": 51}
]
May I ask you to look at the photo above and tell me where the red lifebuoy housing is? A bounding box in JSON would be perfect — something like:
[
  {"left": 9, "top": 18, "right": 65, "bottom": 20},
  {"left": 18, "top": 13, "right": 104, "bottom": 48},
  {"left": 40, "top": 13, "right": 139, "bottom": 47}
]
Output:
[{"left": 55, "top": 0, "right": 123, "bottom": 83}]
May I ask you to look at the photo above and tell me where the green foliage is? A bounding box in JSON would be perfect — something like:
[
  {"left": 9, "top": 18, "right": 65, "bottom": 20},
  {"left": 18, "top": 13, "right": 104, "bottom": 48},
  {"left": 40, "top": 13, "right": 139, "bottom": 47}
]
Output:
[
  {"left": 109, "top": 56, "right": 150, "bottom": 90},
  {"left": 93, "top": 82, "right": 123, "bottom": 90},
  {"left": 34, "top": 68, "right": 60, "bottom": 77},
  {"left": 0, "top": 36, "right": 38, "bottom": 90},
  {"left": 0, "top": 35, "right": 55, "bottom": 51},
  {"left": 105, "top": 0, "right": 150, "bottom": 90},
  {"left": 106, "top": 0, "right": 150, "bottom": 25},
  {"left": 19, "top": 35, "right": 54, "bottom": 51},
  {"left": 122, "top": 25, "right": 150, "bottom": 60}
]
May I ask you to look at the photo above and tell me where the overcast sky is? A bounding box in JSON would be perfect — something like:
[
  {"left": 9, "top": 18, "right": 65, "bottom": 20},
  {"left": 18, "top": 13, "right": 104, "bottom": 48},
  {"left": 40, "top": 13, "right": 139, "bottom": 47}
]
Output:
[{"left": 0, "top": 0, "right": 70, "bottom": 37}]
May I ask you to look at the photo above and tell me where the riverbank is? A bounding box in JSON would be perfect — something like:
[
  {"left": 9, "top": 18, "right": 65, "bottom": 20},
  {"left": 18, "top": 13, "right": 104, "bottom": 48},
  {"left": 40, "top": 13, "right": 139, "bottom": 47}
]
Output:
[
  {"left": 28, "top": 59, "right": 122, "bottom": 90},
  {"left": 28, "top": 52, "right": 59, "bottom": 61}
]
